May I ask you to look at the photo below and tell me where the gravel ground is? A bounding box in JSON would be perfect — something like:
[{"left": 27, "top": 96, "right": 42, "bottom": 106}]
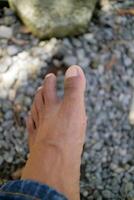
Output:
[{"left": 0, "top": 0, "right": 134, "bottom": 199}]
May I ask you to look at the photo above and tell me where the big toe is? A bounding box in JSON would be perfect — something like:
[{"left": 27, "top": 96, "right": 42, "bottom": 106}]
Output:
[{"left": 64, "top": 65, "right": 86, "bottom": 105}]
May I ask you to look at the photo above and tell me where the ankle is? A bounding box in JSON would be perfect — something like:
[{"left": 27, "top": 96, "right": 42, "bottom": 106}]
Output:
[{"left": 22, "top": 142, "right": 80, "bottom": 200}]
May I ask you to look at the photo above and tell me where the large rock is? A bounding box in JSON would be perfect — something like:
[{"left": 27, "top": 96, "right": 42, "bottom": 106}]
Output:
[{"left": 9, "top": 0, "right": 97, "bottom": 39}]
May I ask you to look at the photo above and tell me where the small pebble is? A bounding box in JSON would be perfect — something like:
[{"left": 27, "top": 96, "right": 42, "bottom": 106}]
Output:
[{"left": 0, "top": 25, "right": 13, "bottom": 39}]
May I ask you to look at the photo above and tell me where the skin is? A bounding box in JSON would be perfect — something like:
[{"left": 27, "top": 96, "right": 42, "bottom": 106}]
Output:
[{"left": 21, "top": 65, "right": 87, "bottom": 200}]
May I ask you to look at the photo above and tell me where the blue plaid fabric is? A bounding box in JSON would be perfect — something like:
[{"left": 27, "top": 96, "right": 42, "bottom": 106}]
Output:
[{"left": 0, "top": 180, "right": 68, "bottom": 200}]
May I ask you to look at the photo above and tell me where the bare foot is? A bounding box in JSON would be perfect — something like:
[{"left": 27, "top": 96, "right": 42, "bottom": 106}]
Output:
[{"left": 22, "top": 65, "right": 87, "bottom": 200}]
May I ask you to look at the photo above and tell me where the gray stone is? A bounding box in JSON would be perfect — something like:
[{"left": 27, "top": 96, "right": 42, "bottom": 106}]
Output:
[
  {"left": 4, "top": 16, "right": 16, "bottom": 26},
  {"left": 7, "top": 45, "right": 20, "bottom": 56},
  {"left": 2, "top": 120, "right": 14, "bottom": 129},
  {"left": 26, "top": 86, "right": 35, "bottom": 96},
  {"left": 4, "top": 7, "right": 14, "bottom": 16},
  {"left": 102, "top": 190, "right": 114, "bottom": 198},
  {"left": 125, "top": 182, "right": 134, "bottom": 193},
  {"left": 103, "top": 28, "right": 114, "bottom": 40},
  {"left": 84, "top": 33, "right": 96, "bottom": 43},
  {"left": 76, "top": 48, "right": 86, "bottom": 62},
  {"left": 9, "top": 0, "right": 97, "bottom": 39},
  {"left": 24, "top": 97, "right": 32, "bottom": 107},
  {"left": 72, "top": 38, "right": 82, "bottom": 48},
  {"left": 127, "top": 192, "right": 134, "bottom": 200},
  {"left": 4, "top": 110, "right": 14, "bottom": 120},
  {"left": 63, "top": 55, "right": 77, "bottom": 66},
  {"left": 63, "top": 38, "right": 72, "bottom": 48},
  {"left": 93, "top": 142, "right": 103, "bottom": 151},
  {"left": 0, "top": 56, "right": 12, "bottom": 73},
  {"left": 0, "top": 26, "right": 13, "bottom": 39},
  {"left": 4, "top": 153, "right": 13, "bottom": 163},
  {"left": 124, "top": 56, "right": 132, "bottom": 67},
  {"left": 83, "top": 190, "right": 89, "bottom": 197}
]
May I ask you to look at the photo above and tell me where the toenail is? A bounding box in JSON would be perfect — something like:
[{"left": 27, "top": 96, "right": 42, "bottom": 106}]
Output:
[
  {"left": 65, "top": 66, "right": 79, "bottom": 79},
  {"left": 37, "top": 86, "right": 42, "bottom": 91},
  {"left": 45, "top": 73, "right": 55, "bottom": 79}
]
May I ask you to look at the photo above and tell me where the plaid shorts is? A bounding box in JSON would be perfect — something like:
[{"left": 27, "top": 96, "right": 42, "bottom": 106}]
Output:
[{"left": 0, "top": 180, "right": 67, "bottom": 200}]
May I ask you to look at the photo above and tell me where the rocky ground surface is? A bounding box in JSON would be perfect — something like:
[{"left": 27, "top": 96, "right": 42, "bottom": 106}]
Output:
[{"left": 0, "top": 0, "right": 134, "bottom": 199}]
